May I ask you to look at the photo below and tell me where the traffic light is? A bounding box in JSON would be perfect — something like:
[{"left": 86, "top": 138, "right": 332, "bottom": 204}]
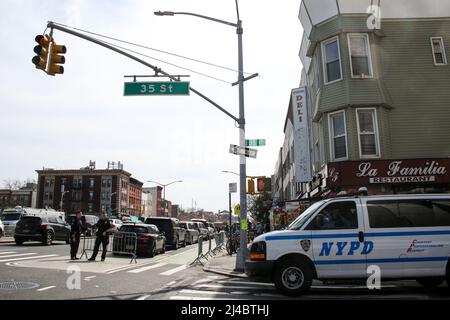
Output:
[
  {"left": 32, "top": 35, "right": 51, "bottom": 72},
  {"left": 257, "top": 177, "right": 272, "bottom": 193},
  {"left": 247, "top": 179, "right": 255, "bottom": 195},
  {"left": 48, "top": 41, "right": 66, "bottom": 75}
]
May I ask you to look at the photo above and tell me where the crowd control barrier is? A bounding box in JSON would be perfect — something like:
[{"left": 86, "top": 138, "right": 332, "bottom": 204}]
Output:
[
  {"left": 111, "top": 231, "right": 138, "bottom": 264},
  {"left": 190, "top": 231, "right": 226, "bottom": 266},
  {"left": 80, "top": 234, "right": 114, "bottom": 260}
]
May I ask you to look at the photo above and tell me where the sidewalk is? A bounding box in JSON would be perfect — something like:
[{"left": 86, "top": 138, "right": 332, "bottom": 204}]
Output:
[
  {"left": 202, "top": 252, "right": 247, "bottom": 279},
  {"left": 0, "top": 237, "right": 15, "bottom": 244}
]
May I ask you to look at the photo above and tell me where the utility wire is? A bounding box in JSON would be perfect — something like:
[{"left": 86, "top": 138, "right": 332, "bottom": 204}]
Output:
[
  {"left": 95, "top": 37, "right": 233, "bottom": 84},
  {"left": 51, "top": 22, "right": 252, "bottom": 75}
]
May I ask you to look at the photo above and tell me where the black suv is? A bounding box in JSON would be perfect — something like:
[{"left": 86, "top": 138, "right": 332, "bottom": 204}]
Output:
[
  {"left": 14, "top": 215, "right": 71, "bottom": 246},
  {"left": 145, "top": 217, "right": 186, "bottom": 250}
]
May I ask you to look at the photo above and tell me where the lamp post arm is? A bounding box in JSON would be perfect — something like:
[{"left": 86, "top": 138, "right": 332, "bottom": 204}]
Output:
[{"left": 157, "top": 11, "right": 237, "bottom": 28}]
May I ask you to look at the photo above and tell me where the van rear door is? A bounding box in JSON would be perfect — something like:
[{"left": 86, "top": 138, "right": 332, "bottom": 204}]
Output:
[{"left": 306, "top": 199, "right": 368, "bottom": 279}]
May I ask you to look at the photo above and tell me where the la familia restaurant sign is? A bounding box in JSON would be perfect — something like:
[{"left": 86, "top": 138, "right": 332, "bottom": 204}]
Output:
[{"left": 328, "top": 159, "right": 450, "bottom": 186}]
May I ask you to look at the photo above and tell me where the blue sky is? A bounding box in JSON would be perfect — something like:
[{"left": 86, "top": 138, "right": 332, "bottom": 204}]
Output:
[{"left": 0, "top": 0, "right": 303, "bottom": 211}]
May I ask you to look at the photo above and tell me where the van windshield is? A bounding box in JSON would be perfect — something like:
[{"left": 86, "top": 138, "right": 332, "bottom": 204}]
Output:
[
  {"left": 1, "top": 213, "right": 21, "bottom": 221},
  {"left": 288, "top": 201, "right": 325, "bottom": 230}
]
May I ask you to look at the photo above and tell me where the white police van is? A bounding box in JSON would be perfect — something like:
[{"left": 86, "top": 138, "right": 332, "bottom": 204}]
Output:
[{"left": 245, "top": 194, "right": 450, "bottom": 295}]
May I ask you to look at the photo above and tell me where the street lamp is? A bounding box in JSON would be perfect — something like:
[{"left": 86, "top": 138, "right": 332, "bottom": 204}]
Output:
[
  {"left": 109, "top": 192, "right": 117, "bottom": 216},
  {"left": 146, "top": 180, "right": 183, "bottom": 217},
  {"left": 60, "top": 190, "right": 69, "bottom": 212},
  {"left": 154, "top": 3, "right": 250, "bottom": 270}
]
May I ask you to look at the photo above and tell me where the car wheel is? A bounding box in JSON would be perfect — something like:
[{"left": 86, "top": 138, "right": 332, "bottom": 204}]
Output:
[
  {"left": 43, "top": 231, "right": 54, "bottom": 246},
  {"left": 15, "top": 238, "right": 24, "bottom": 246},
  {"left": 191, "top": 236, "right": 194, "bottom": 245},
  {"left": 416, "top": 277, "right": 444, "bottom": 288},
  {"left": 161, "top": 242, "right": 166, "bottom": 254},
  {"left": 149, "top": 244, "right": 156, "bottom": 258},
  {"left": 173, "top": 237, "right": 178, "bottom": 250},
  {"left": 274, "top": 259, "right": 313, "bottom": 296},
  {"left": 182, "top": 238, "right": 186, "bottom": 248}
]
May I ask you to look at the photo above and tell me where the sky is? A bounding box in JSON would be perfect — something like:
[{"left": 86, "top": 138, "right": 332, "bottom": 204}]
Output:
[{"left": 0, "top": 0, "right": 303, "bottom": 212}]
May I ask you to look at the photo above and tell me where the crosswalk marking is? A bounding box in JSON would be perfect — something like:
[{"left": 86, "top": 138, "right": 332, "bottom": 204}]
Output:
[
  {"left": 127, "top": 263, "right": 168, "bottom": 274},
  {"left": 196, "top": 283, "right": 275, "bottom": 290},
  {"left": 0, "top": 253, "right": 35, "bottom": 259},
  {"left": 217, "top": 280, "right": 274, "bottom": 287},
  {"left": 0, "top": 254, "right": 58, "bottom": 263},
  {"left": 0, "top": 252, "right": 17, "bottom": 255},
  {"left": 170, "top": 295, "right": 239, "bottom": 301},
  {"left": 37, "top": 286, "right": 56, "bottom": 292},
  {"left": 160, "top": 265, "right": 188, "bottom": 276},
  {"left": 180, "top": 289, "right": 231, "bottom": 296}
]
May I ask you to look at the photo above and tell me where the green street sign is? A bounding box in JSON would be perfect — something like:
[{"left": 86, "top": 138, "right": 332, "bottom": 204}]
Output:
[
  {"left": 246, "top": 139, "right": 266, "bottom": 147},
  {"left": 124, "top": 82, "right": 190, "bottom": 96}
]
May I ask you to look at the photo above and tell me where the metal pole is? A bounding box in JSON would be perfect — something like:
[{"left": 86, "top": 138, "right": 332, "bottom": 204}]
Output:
[
  {"left": 228, "top": 192, "right": 232, "bottom": 240},
  {"left": 236, "top": 19, "right": 247, "bottom": 271},
  {"left": 163, "top": 186, "right": 166, "bottom": 217}
]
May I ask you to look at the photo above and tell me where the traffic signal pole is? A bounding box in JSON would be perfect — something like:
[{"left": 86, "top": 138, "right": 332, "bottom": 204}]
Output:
[{"left": 46, "top": 22, "right": 239, "bottom": 123}]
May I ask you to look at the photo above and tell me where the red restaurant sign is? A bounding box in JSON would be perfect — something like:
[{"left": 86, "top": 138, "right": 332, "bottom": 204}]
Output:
[{"left": 328, "top": 159, "right": 450, "bottom": 187}]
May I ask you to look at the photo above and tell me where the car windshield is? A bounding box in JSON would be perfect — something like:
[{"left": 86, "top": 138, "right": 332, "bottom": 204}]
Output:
[
  {"left": 1, "top": 213, "right": 21, "bottom": 221},
  {"left": 119, "top": 226, "right": 149, "bottom": 234},
  {"left": 288, "top": 201, "right": 325, "bottom": 230},
  {"left": 179, "top": 222, "right": 187, "bottom": 228}
]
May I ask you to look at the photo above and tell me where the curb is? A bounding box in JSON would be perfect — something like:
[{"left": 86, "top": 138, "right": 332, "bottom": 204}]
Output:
[{"left": 202, "top": 266, "right": 248, "bottom": 279}]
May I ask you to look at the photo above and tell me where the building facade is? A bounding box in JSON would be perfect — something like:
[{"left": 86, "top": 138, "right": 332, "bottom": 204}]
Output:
[
  {"left": 0, "top": 183, "right": 37, "bottom": 210},
  {"left": 142, "top": 186, "right": 163, "bottom": 217},
  {"left": 141, "top": 189, "right": 153, "bottom": 219},
  {"left": 128, "top": 178, "right": 143, "bottom": 217},
  {"left": 36, "top": 162, "right": 144, "bottom": 216},
  {"left": 274, "top": 0, "right": 450, "bottom": 201}
]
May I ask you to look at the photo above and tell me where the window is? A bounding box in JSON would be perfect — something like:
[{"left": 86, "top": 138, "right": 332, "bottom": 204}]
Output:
[
  {"left": 329, "top": 111, "right": 348, "bottom": 160},
  {"left": 88, "top": 203, "right": 93, "bottom": 213},
  {"left": 73, "top": 178, "right": 82, "bottom": 189},
  {"left": 322, "top": 37, "right": 342, "bottom": 83},
  {"left": 348, "top": 34, "right": 373, "bottom": 77},
  {"left": 44, "top": 192, "right": 53, "bottom": 201},
  {"left": 72, "top": 191, "right": 82, "bottom": 201},
  {"left": 367, "top": 200, "right": 450, "bottom": 228},
  {"left": 306, "top": 201, "right": 358, "bottom": 230},
  {"left": 89, "top": 178, "right": 95, "bottom": 189},
  {"left": 88, "top": 192, "right": 94, "bottom": 201},
  {"left": 431, "top": 37, "right": 447, "bottom": 65},
  {"left": 356, "top": 108, "right": 380, "bottom": 158}
]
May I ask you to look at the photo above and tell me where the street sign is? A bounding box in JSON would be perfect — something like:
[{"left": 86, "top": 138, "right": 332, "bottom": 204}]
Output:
[
  {"left": 229, "top": 144, "right": 258, "bottom": 159},
  {"left": 229, "top": 183, "right": 237, "bottom": 193},
  {"left": 124, "top": 82, "right": 190, "bottom": 96},
  {"left": 245, "top": 139, "right": 266, "bottom": 147}
]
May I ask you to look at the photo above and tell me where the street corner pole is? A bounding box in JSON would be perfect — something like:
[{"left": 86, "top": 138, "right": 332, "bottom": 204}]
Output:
[{"left": 236, "top": 19, "right": 248, "bottom": 272}]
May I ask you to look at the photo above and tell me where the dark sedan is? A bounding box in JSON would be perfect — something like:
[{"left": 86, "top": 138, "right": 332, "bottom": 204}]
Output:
[{"left": 113, "top": 224, "right": 166, "bottom": 257}]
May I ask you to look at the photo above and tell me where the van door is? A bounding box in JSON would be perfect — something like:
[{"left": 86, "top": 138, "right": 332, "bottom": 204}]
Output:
[{"left": 305, "top": 199, "right": 368, "bottom": 279}]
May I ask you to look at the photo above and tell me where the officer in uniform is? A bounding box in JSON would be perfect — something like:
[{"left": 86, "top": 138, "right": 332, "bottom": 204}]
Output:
[
  {"left": 69, "top": 211, "right": 84, "bottom": 260},
  {"left": 88, "top": 212, "right": 114, "bottom": 262}
]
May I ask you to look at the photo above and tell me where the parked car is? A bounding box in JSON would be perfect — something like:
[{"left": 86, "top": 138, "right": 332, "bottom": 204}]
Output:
[
  {"left": 109, "top": 219, "right": 123, "bottom": 232},
  {"left": 83, "top": 215, "right": 100, "bottom": 236},
  {"left": 145, "top": 217, "right": 186, "bottom": 250},
  {"left": 113, "top": 224, "right": 166, "bottom": 257},
  {"left": 0, "top": 219, "right": 4, "bottom": 238},
  {"left": 192, "top": 219, "right": 214, "bottom": 239},
  {"left": 207, "top": 222, "right": 218, "bottom": 237},
  {"left": 179, "top": 221, "right": 199, "bottom": 245},
  {"left": 192, "top": 221, "right": 208, "bottom": 240},
  {"left": 14, "top": 215, "right": 71, "bottom": 246}
]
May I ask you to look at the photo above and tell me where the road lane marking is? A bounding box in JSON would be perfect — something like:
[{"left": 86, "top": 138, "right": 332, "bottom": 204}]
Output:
[
  {"left": 127, "top": 263, "right": 168, "bottom": 274},
  {"left": 84, "top": 276, "right": 97, "bottom": 280},
  {"left": 0, "top": 253, "right": 35, "bottom": 259},
  {"left": 136, "top": 295, "right": 151, "bottom": 300},
  {"left": 0, "top": 254, "right": 58, "bottom": 262},
  {"left": 0, "top": 252, "right": 17, "bottom": 255},
  {"left": 160, "top": 265, "right": 188, "bottom": 276},
  {"left": 37, "top": 286, "right": 56, "bottom": 292},
  {"left": 192, "top": 278, "right": 212, "bottom": 286},
  {"left": 167, "top": 281, "right": 177, "bottom": 286},
  {"left": 181, "top": 289, "right": 231, "bottom": 296}
]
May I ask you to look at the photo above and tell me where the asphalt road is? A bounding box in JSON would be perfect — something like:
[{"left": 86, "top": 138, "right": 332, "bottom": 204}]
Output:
[{"left": 0, "top": 239, "right": 449, "bottom": 300}]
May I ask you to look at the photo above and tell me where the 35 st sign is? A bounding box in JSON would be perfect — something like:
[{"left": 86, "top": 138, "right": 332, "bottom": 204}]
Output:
[{"left": 124, "top": 81, "right": 190, "bottom": 96}]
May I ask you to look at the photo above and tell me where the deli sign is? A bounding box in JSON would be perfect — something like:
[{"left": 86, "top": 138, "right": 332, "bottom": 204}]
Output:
[{"left": 328, "top": 159, "right": 450, "bottom": 186}]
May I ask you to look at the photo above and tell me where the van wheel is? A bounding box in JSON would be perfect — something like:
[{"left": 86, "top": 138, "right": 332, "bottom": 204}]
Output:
[
  {"left": 416, "top": 277, "right": 444, "bottom": 288},
  {"left": 43, "top": 231, "right": 54, "bottom": 246},
  {"left": 274, "top": 259, "right": 313, "bottom": 296},
  {"left": 172, "top": 237, "right": 178, "bottom": 250},
  {"left": 182, "top": 238, "right": 186, "bottom": 248}
]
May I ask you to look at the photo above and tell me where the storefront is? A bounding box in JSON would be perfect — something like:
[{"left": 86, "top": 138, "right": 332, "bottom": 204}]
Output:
[{"left": 327, "top": 158, "right": 450, "bottom": 195}]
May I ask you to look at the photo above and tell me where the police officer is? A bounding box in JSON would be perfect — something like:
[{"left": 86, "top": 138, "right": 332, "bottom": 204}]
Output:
[
  {"left": 69, "top": 211, "right": 84, "bottom": 260},
  {"left": 88, "top": 212, "right": 114, "bottom": 262}
]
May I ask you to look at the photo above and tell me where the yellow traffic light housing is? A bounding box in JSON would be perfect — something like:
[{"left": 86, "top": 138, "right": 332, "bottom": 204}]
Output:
[
  {"left": 48, "top": 42, "right": 66, "bottom": 76},
  {"left": 247, "top": 179, "right": 255, "bottom": 195},
  {"left": 32, "top": 35, "right": 51, "bottom": 72}
]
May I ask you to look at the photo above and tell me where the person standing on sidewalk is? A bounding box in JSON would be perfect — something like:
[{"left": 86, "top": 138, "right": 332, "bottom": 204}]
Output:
[
  {"left": 69, "top": 211, "right": 84, "bottom": 260},
  {"left": 88, "top": 212, "right": 114, "bottom": 262}
]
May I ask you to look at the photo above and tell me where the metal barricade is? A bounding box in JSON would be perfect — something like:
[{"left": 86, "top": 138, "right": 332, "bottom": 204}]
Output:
[
  {"left": 111, "top": 231, "right": 138, "bottom": 264},
  {"left": 80, "top": 234, "right": 114, "bottom": 260},
  {"left": 190, "top": 236, "right": 209, "bottom": 266}
]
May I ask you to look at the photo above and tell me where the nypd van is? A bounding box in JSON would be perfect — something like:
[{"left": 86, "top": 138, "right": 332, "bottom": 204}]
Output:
[{"left": 245, "top": 194, "right": 450, "bottom": 295}]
